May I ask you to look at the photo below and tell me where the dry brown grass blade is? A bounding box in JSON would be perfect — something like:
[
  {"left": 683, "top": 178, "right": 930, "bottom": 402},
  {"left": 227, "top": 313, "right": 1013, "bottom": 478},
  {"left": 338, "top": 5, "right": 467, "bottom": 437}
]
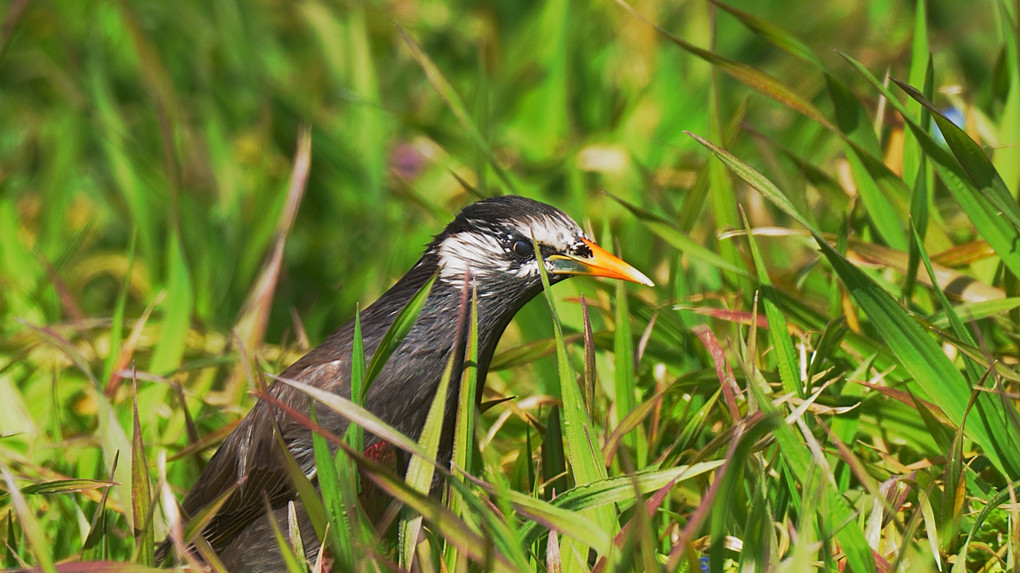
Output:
[{"left": 225, "top": 128, "right": 312, "bottom": 402}]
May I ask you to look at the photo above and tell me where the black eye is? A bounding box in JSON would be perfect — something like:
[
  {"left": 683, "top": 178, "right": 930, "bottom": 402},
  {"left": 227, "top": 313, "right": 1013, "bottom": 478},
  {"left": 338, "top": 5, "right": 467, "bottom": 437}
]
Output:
[{"left": 511, "top": 239, "right": 535, "bottom": 258}]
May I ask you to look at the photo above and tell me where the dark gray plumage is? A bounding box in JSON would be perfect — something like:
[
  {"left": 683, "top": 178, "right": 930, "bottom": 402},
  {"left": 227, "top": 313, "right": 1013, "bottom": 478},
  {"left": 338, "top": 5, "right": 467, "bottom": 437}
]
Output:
[{"left": 158, "top": 196, "right": 652, "bottom": 571}]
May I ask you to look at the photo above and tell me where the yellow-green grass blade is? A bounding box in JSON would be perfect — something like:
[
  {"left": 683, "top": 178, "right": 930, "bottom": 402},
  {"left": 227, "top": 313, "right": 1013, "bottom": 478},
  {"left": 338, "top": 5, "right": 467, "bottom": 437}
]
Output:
[
  {"left": 263, "top": 498, "right": 307, "bottom": 573},
  {"left": 901, "top": 0, "right": 931, "bottom": 184}
]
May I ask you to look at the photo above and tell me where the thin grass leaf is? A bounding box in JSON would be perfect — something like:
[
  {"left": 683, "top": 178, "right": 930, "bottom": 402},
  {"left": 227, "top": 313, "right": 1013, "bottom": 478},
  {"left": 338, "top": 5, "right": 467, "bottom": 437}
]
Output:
[
  {"left": 229, "top": 128, "right": 311, "bottom": 403},
  {"left": 442, "top": 287, "right": 481, "bottom": 566},
  {"left": 841, "top": 54, "right": 1020, "bottom": 280},
  {"left": 0, "top": 478, "right": 111, "bottom": 500},
  {"left": 901, "top": 0, "right": 931, "bottom": 184},
  {"left": 148, "top": 230, "right": 192, "bottom": 378},
  {"left": 905, "top": 54, "right": 935, "bottom": 301},
  {"left": 272, "top": 431, "right": 327, "bottom": 547},
  {"left": 514, "top": 460, "right": 724, "bottom": 548},
  {"left": 612, "top": 260, "right": 641, "bottom": 464},
  {"left": 608, "top": 192, "right": 752, "bottom": 278},
  {"left": 991, "top": 0, "right": 1020, "bottom": 193},
  {"left": 848, "top": 239, "right": 1005, "bottom": 303},
  {"left": 542, "top": 407, "right": 568, "bottom": 497},
  {"left": 347, "top": 307, "right": 366, "bottom": 450},
  {"left": 2, "top": 464, "right": 56, "bottom": 573},
  {"left": 352, "top": 449, "right": 519, "bottom": 573},
  {"left": 711, "top": 1, "right": 822, "bottom": 66},
  {"left": 363, "top": 273, "right": 437, "bottom": 396},
  {"left": 451, "top": 288, "right": 479, "bottom": 483},
  {"left": 101, "top": 232, "right": 136, "bottom": 386},
  {"left": 895, "top": 79, "right": 1020, "bottom": 226},
  {"left": 910, "top": 222, "right": 984, "bottom": 387},
  {"left": 743, "top": 209, "right": 801, "bottom": 397}
]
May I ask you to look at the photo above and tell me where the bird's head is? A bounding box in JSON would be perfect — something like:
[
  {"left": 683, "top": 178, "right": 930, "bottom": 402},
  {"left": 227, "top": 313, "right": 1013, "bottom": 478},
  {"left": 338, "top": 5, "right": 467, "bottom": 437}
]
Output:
[{"left": 426, "top": 196, "right": 653, "bottom": 294}]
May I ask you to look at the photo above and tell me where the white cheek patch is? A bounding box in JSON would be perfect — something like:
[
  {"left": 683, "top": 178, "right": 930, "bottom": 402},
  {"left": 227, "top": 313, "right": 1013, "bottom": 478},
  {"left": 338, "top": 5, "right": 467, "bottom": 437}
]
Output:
[
  {"left": 434, "top": 212, "right": 585, "bottom": 283},
  {"left": 522, "top": 215, "right": 582, "bottom": 247},
  {"left": 436, "top": 231, "right": 507, "bottom": 281}
]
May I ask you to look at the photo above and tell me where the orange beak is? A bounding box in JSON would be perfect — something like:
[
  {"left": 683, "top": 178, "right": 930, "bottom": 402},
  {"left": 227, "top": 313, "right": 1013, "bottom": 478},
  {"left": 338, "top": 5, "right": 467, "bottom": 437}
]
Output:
[{"left": 547, "top": 237, "right": 654, "bottom": 286}]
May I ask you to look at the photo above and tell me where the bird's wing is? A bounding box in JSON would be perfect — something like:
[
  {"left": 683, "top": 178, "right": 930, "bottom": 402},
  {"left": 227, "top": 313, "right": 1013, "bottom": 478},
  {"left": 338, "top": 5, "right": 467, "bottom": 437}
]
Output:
[
  {"left": 168, "top": 404, "right": 291, "bottom": 553},
  {"left": 173, "top": 356, "right": 350, "bottom": 555}
]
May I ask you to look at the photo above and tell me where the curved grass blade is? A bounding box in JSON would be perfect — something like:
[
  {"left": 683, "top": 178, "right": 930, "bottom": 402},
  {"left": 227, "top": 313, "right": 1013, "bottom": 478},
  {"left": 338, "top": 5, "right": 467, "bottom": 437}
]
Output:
[
  {"left": 614, "top": 0, "right": 836, "bottom": 131},
  {"left": 840, "top": 54, "right": 1020, "bottom": 280},
  {"left": 894, "top": 79, "right": 1020, "bottom": 230},
  {"left": 2, "top": 464, "right": 57, "bottom": 573}
]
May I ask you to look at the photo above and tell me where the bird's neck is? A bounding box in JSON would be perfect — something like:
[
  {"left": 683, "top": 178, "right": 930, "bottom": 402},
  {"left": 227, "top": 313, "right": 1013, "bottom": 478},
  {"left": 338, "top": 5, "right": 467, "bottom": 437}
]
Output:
[{"left": 366, "top": 255, "right": 543, "bottom": 381}]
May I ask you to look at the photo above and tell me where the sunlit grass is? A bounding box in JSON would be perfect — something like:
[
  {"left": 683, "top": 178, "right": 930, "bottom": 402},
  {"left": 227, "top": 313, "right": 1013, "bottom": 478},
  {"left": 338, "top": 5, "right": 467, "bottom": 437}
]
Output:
[{"left": 2, "top": 0, "right": 1019, "bottom": 571}]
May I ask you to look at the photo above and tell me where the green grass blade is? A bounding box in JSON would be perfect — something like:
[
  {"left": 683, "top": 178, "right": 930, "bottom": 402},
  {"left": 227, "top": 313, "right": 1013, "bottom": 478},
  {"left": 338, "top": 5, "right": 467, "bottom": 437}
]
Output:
[
  {"left": 310, "top": 405, "right": 355, "bottom": 568},
  {"left": 711, "top": 1, "right": 823, "bottom": 66},
  {"left": 363, "top": 273, "right": 437, "bottom": 395},
  {"left": 515, "top": 460, "right": 723, "bottom": 549},
  {"left": 901, "top": 0, "right": 930, "bottom": 183},
  {"left": 608, "top": 193, "right": 752, "bottom": 278},
  {"left": 992, "top": 0, "right": 1020, "bottom": 193},
  {"left": 533, "top": 236, "right": 617, "bottom": 569},
  {"left": 612, "top": 264, "right": 642, "bottom": 464},
  {"left": 742, "top": 210, "right": 801, "bottom": 397},
  {"left": 263, "top": 499, "right": 306, "bottom": 573}
]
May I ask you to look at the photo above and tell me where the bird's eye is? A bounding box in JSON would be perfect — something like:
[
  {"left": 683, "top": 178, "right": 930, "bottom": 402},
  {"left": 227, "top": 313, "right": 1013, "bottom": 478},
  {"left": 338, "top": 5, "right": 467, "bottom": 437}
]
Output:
[{"left": 511, "top": 239, "right": 535, "bottom": 258}]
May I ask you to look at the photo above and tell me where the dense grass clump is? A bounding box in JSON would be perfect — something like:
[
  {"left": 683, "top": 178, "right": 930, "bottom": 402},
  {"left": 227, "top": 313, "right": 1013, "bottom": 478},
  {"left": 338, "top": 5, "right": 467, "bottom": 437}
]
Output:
[{"left": 1, "top": 0, "right": 1018, "bottom": 571}]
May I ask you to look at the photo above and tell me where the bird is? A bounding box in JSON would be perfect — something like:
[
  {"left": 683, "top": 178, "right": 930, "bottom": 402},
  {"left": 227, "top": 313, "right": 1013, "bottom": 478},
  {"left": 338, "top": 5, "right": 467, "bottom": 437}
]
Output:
[{"left": 158, "top": 195, "right": 653, "bottom": 571}]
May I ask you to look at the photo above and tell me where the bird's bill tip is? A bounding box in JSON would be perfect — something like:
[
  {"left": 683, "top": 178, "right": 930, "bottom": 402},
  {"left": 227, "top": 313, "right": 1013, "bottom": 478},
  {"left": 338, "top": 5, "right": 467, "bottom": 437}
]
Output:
[{"left": 548, "top": 238, "right": 655, "bottom": 287}]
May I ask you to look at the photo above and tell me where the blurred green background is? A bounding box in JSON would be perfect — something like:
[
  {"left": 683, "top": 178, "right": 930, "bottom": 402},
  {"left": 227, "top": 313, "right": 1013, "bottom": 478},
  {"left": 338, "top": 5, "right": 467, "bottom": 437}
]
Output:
[
  {"left": 2, "top": 0, "right": 1017, "bottom": 569},
  {"left": 0, "top": 0, "right": 997, "bottom": 340}
]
